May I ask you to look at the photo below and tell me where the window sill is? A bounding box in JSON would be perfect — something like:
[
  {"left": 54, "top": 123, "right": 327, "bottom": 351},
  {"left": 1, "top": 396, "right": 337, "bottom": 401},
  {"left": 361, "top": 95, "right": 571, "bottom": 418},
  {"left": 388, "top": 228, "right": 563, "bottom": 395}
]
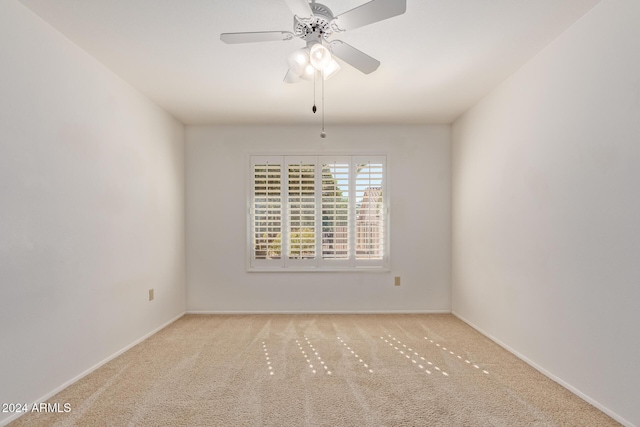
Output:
[{"left": 247, "top": 266, "right": 390, "bottom": 273}]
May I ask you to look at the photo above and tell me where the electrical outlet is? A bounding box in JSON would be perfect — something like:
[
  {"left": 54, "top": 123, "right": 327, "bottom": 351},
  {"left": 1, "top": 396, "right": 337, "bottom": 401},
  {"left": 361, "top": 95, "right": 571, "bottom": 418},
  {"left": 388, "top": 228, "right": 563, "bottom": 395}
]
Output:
[
  {"left": 394, "top": 276, "right": 401, "bottom": 286},
  {"left": 149, "top": 289, "right": 154, "bottom": 301}
]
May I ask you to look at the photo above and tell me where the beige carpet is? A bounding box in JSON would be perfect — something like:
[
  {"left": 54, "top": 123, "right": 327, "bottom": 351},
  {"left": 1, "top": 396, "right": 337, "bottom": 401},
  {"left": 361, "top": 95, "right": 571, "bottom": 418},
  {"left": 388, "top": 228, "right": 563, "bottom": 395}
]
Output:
[{"left": 10, "top": 314, "right": 619, "bottom": 426}]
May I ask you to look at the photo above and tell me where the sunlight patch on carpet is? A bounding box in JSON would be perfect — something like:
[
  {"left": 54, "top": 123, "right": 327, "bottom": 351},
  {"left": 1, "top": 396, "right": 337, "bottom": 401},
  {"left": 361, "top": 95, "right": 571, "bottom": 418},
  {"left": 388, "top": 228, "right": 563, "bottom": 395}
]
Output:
[
  {"left": 424, "top": 336, "right": 490, "bottom": 375},
  {"left": 262, "top": 341, "right": 274, "bottom": 376},
  {"left": 383, "top": 335, "right": 448, "bottom": 376},
  {"left": 337, "top": 337, "right": 374, "bottom": 373}
]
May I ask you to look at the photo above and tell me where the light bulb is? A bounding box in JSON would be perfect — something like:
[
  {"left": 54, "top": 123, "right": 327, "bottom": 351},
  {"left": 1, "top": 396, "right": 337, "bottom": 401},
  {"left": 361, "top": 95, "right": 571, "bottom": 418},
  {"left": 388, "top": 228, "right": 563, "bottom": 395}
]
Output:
[
  {"left": 309, "top": 43, "right": 332, "bottom": 71},
  {"left": 300, "top": 63, "right": 315, "bottom": 81}
]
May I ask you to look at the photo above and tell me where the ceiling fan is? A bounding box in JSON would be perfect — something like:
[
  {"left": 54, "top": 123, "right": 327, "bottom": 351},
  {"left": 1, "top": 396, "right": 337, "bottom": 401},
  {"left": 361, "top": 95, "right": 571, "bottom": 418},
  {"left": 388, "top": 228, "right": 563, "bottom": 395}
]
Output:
[{"left": 220, "top": 0, "right": 407, "bottom": 83}]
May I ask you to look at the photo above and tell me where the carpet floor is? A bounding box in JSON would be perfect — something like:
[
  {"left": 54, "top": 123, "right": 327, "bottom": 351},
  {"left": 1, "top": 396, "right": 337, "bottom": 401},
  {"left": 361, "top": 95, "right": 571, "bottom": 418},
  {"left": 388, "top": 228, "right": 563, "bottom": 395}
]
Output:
[{"left": 10, "top": 314, "right": 619, "bottom": 426}]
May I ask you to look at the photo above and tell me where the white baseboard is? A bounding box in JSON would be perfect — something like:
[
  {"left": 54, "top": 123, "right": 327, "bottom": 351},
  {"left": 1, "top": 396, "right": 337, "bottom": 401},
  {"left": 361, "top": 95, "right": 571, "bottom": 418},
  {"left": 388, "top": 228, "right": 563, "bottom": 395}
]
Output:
[
  {"left": 0, "top": 312, "right": 185, "bottom": 427},
  {"left": 186, "top": 310, "right": 452, "bottom": 314},
  {"left": 451, "top": 311, "right": 636, "bottom": 427}
]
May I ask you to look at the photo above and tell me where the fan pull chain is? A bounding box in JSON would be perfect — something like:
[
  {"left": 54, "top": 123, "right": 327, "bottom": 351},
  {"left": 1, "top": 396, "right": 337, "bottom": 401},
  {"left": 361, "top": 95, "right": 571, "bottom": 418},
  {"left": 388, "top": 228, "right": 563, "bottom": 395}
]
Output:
[
  {"left": 312, "top": 71, "right": 317, "bottom": 114},
  {"left": 320, "top": 76, "right": 326, "bottom": 138}
]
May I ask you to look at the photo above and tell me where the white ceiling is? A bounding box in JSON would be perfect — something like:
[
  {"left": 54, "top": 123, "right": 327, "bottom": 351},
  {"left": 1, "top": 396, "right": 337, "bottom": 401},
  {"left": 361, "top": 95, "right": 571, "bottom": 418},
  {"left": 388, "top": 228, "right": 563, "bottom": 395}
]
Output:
[{"left": 19, "top": 0, "right": 600, "bottom": 125}]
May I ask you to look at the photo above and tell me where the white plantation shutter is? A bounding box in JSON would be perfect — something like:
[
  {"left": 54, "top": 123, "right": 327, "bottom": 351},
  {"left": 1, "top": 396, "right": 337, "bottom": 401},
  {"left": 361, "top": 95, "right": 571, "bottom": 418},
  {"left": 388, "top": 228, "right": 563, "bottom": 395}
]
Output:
[
  {"left": 354, "top": 159, "right": 385, "bottom": 262},
  {"left": 249, "top": 155, "right": 387, "bottom": 270},
  {"left": 251, "top": 157, "right": 283, "bottom": 267},
  {"left": 321, "top": 160, "right": 349, "bottom": 262},
  {"left": 286, "top": 158, "right": 316, "bottom": 265}
]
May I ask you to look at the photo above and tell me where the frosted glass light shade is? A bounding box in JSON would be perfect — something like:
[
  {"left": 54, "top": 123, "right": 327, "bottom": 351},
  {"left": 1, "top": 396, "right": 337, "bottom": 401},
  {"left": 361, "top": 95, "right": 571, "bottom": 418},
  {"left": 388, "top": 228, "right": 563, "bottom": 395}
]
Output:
[
  {"left": 284, "top": 70, "right": 301, "bottom": 84},
  {"left": 322, "top": 58, "right": 341, "bottom": 80},
  {"left": 301, "top": 64, "right": 316, "bottom": 81},
  {"left": 287, "top": 48, "right": 310, "bottom": 76},
  {"left": 309, "top": 43, "right": 332, "bottom": 71}
]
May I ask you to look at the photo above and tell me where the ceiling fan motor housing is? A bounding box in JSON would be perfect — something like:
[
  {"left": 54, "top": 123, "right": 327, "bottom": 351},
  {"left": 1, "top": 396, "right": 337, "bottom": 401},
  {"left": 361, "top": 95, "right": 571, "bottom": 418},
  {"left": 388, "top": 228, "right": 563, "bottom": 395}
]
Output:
[{"left": 294, "top": 3, "right": 334, "bottom": 42}]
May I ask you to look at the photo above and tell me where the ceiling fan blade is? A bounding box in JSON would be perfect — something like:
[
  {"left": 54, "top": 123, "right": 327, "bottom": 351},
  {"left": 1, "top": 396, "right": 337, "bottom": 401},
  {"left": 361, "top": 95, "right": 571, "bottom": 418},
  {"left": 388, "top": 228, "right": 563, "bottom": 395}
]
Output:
[
  {"left": 333, "top": 0, "right": 406, "bottom": 31},
  {"left": 329, "top": 40, "right": 380, "bottom": 74},
  {"left": 220, "top": 31, "right": 294, "bottom": 44},
  {"left": 284, "top": 0, "right": 313, "bottom": 19}
]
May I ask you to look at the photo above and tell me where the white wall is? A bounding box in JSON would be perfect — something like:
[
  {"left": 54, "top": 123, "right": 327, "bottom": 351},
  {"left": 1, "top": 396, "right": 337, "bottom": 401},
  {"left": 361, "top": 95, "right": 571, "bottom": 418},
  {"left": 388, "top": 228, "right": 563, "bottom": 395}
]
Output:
[
  {"left": 0, "top": 1, "right": 185, "bottom": 424},
  {"left": 452, "top": 0, "right": 640, "bottom": 425},
  {"left": 186, "top": 125, "right": 450, "bottom": 312}
]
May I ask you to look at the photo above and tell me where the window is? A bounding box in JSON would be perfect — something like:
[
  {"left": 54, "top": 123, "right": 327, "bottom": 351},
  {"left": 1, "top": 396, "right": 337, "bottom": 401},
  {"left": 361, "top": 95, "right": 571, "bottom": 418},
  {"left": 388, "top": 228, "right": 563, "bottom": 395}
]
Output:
[{"left": 249, "top": 155, "right": 388, "bottom": 271}]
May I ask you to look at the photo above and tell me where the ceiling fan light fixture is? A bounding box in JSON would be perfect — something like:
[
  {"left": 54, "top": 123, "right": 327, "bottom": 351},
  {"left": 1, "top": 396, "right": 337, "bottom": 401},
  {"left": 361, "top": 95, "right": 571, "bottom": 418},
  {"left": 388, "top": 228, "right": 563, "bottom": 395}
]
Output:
[
  {"left": 309, "top": 42, "right": 332, "bottom": 71},
  {"left": 287, "top": 47, "right": 310, "bottom": 76},
  {"left": 284, "top": 70, "right": 301, "bottom": 84},
  {"left": 301, "top": 63, "right": 316, "bottom": 81},
  {"left": 322, "top": 58, "right": 341, "bottom": 80}
]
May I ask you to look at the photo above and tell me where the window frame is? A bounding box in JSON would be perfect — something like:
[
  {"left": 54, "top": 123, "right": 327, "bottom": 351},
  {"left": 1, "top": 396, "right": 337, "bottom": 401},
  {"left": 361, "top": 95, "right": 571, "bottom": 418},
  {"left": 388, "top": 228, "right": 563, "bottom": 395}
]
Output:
[{"left": 247, "top": 154, "right": 389, "bottom": 272}]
